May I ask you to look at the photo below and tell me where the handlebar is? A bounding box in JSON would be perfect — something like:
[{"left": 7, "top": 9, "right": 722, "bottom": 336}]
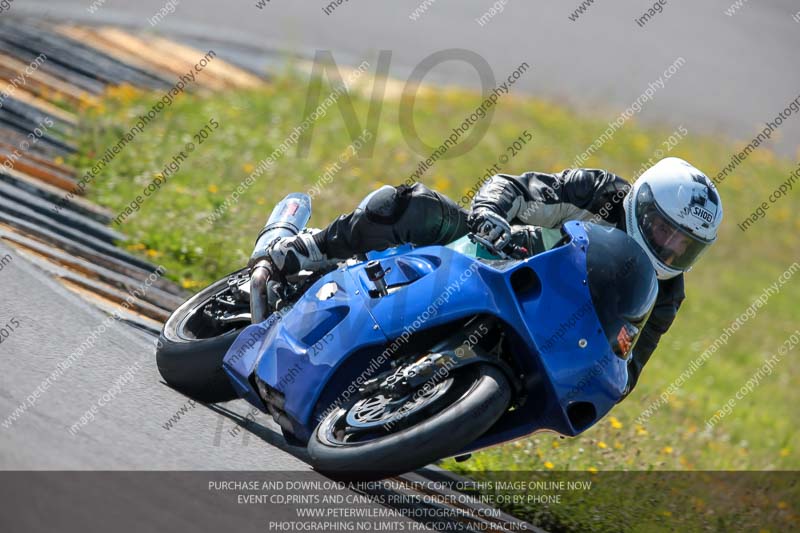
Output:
[{"left": 468, "top": 232, "right": 529, "bottom": 259}]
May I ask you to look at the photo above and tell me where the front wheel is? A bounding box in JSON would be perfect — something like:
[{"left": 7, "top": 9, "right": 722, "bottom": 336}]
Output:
[
  {"left": 156, "top": 268, "right": 252, "bottom": 403},
  {"left": 308, "top": 363, "right": 511, "bottom": 479}
]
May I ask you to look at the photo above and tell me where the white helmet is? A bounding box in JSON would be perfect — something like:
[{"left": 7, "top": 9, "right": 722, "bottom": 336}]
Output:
[{"left": 624, "top": 158, "right": 723, "bottom": 280}]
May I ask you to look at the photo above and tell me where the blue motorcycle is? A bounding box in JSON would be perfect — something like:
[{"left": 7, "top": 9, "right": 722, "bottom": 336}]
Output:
[{"left": 157, "top": 193, "right": 657, "bottom": 478}]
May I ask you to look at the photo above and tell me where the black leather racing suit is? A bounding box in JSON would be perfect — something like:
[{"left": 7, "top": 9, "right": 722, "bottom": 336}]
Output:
[{"left": 311, "top": 169, "right": 685, "bottom": 394}]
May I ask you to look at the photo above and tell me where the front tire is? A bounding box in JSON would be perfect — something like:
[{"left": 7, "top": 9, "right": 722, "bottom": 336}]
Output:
[
  {"left": 308, "top": 363, "right": 511, "bottom": 479},
  {"left": 156, "top": 268, "right": 251, "bottom": 403}
]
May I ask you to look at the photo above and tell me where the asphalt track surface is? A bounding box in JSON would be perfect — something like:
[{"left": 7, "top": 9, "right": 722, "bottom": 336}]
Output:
[
  {"left": 18, "top": 0, "right": 800, "bottom": 158},
  {"left": 0, "top": 239, "right": 309, "bottom": 469}
]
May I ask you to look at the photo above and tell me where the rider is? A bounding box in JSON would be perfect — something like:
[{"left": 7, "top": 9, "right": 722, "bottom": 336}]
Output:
[{"left": 250, "top": 157, "right": 723, "bottom": 396}]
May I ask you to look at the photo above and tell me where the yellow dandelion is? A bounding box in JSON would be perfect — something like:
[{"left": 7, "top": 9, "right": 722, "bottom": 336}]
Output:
[
  {"left": 609, "top": 416, "right": 623, "bottom": 429},
  {"left": 632, "top": 134, "right": 649, "bottom": 152},
  {"left": 587, "top": 466, "right": 598, "bottom": 474},
  {"left": 597, "top": 441, "right": 608, "bottom": 449},
  {"left": 54, "top": 156, "right": 64, "bottom": 165},
  {"left": 208, "top": 184, "right": 219, "bottom": 194},
  {"left": 536, "top": 448, "right": 544, "bottom": 458},
  {"left": 728, "top": 176, "right": 744, "bottom": 191},
  {"left": 146, "top": 249, "right": 161, "bottom": 258},
  {"left": 552, "top": 440, "right": 560, "bottom": 449},
  {"left": 77, "top": 96, "right": 90, "bottom": 111},
  {"left": 432, "top": 176, "right": 452, "bottom": 191},
  {"left": 126, "top": 243, "right": 146, "bottom": 251},
  {"left": 613, "top": 441, "right": 623, "bottom": 450},
  {"left": 780, "top": 448, "right": 790, "bottom": 457},
  {"left": 106, "top": 83, "right": 140, "bottom": 103},
  {"left": 751, "top": 148, "right": 775, "bottom": 164},
  {"left": 543, "top": 461, "right": 554, "bottom": 469},
  {"left": 242, "top": 163, "right": 255, "bottom": 173},
  {"left": 662, "top": 446, "right": 673, "bottom": 454},
  {"left": 693, "top": 497, "right": 705, "bottom": 509},
  {"left": 778, "top": 501, "right": 788, "bottom": 510},
  {"left": 257, "top": 198, "right": 266, "bottom": 205},
  {"left": 181, "top": 279, "right": 202, "bottom": 289},
  {"left": 635, "top": 425, "right": 648, "bottom": 436},
  {"left": 661, "top": 510, "right": 672, "bottom": 517}
]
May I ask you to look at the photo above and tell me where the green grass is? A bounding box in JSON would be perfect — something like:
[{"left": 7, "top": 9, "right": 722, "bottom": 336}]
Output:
[{"left": 71, "top": 70, "right": 799, "bottom": 531}]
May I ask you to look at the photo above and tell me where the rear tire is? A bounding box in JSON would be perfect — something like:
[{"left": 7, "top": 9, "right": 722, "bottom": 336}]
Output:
[
  {"left": 308, "top": 363, "right": 511, "bottom": 479},
  {"left": 156, "top": 269, "right": 250, "bottom": 403}
]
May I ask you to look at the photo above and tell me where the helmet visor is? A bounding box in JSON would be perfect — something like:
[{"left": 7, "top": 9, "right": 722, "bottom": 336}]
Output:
[{"left": 636, "top": 184, "right": 711, "bottom": 271}]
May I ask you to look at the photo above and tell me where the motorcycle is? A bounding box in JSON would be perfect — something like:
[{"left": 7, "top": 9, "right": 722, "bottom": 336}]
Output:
[{"left": 156, "top": 192, "right": 657, "bottom": 478}]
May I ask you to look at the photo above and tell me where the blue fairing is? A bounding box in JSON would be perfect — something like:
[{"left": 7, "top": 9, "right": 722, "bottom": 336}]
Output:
[{"left": 223, "top": 221, "right": 629, "bottom": 447}]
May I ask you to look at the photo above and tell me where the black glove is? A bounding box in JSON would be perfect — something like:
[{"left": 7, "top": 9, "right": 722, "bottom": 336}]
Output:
[{"left": 468, "top": 208, "right": 513, "bottom": 256}]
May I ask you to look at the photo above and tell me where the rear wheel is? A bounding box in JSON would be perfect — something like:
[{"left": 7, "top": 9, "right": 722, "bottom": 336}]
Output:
[
  {"left": 156, "top": 268, "right": 252, "bottom": 403},
  {"left": 308, "top": 362, "right": 511, "bottom": 479}
]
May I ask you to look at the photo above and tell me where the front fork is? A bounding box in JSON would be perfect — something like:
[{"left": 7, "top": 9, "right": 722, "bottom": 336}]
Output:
[
  {"left": 249, "top": 260, "right": 272, "bottom": 324},
  {"left": 361, "top": 316, "right": 524, "bottom": 401}
]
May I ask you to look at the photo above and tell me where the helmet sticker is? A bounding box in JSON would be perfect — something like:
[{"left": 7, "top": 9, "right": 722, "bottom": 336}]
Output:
[{"left": 678, "top": 175, "right": 719, "bottom": 228}]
